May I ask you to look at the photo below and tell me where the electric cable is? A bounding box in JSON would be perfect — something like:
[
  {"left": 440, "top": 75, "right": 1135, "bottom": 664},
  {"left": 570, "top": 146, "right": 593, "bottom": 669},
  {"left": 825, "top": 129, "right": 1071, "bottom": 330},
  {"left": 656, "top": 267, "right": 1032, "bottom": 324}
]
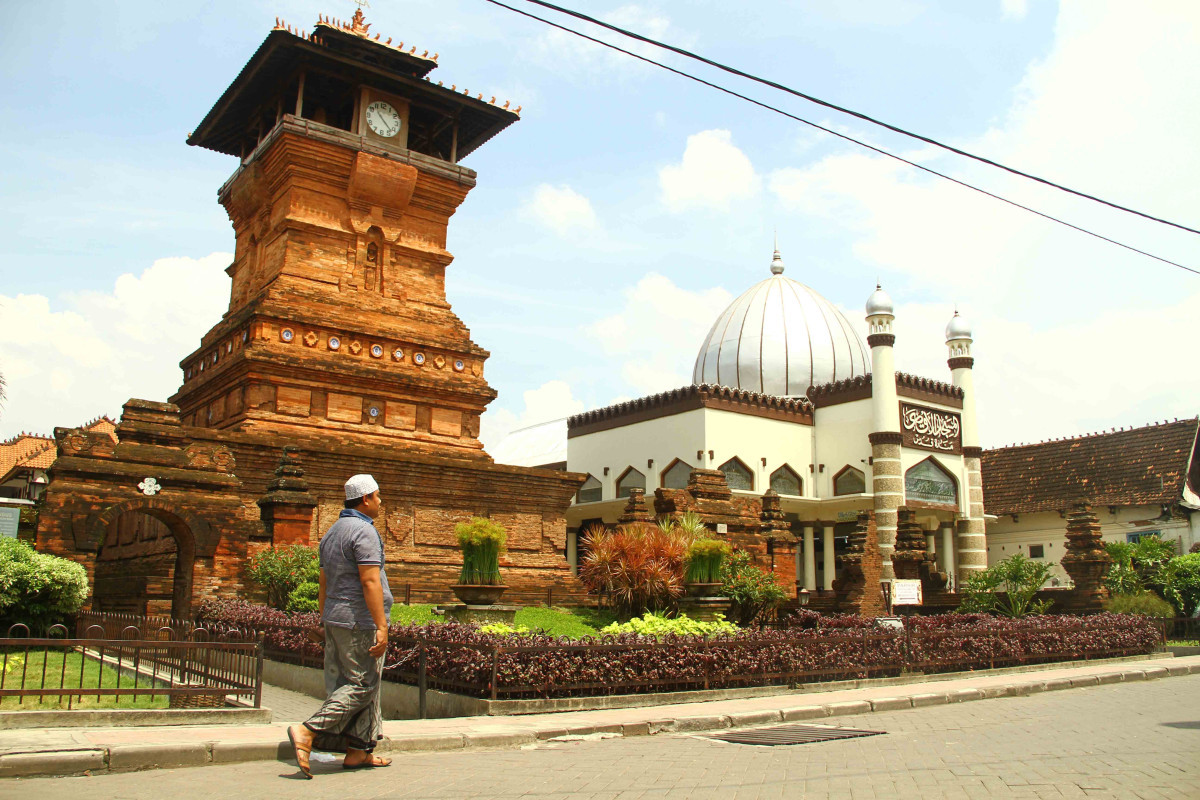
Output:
[
  {"left": 482, "top": 0, "right": 1197, "bottom": 275},
  {"left": 516, "top": 0, "right": 1200, "bottom": 239}
]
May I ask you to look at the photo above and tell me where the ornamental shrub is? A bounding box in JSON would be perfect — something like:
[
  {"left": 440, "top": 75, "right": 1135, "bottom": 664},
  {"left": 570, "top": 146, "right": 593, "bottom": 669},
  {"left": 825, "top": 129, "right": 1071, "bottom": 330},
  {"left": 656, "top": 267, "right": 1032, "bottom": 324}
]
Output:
[
  {"left": 720, "top": 549, "right": 787, "bottom": 626},
  {"left": 600, "top": 612, "right": 738, "bottom": 638},
  {"left": 578, "top": 522, "right": 688, "bottom": 616},
  {"left": 1103, "top": 591, "right": 1175, "bottom": 618},
  {"left": 957, "top": 553, "right": 1053, "bottom": 617},
  {"left": 684, "top": 538, "right": 732, "bottom": 584},
  {"left": 0, "top": 537, "right": 89, "bottom": 634},
  {"left": 477, "top": 622, "right": 531, "bottom": 636},
  {"left": 454, "top": 517, "right": 507, "bottom": 586},
  {"left": 245, "top": 544, "right": 318, "bottom": 610},
  {"left": 286, "top": 581, "right": 320, "bottom": 613},
  {"left": 1159, "top": 553, "right": 1200, "bottom": 617}
]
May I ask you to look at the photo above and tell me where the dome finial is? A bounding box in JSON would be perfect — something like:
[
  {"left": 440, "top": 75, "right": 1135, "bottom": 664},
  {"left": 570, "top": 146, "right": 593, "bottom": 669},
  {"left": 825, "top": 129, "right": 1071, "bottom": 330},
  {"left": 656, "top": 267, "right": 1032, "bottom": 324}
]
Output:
[{"left": 770, "top": 237, "right": 785, "bottom": 275}]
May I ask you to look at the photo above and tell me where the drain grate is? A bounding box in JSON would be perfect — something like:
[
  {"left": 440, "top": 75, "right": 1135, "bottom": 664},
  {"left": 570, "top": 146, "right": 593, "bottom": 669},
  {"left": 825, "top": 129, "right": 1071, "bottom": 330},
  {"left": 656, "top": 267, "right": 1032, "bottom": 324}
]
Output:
[{"left": 705, "top": 723, "right": 885, "bottom": 747}]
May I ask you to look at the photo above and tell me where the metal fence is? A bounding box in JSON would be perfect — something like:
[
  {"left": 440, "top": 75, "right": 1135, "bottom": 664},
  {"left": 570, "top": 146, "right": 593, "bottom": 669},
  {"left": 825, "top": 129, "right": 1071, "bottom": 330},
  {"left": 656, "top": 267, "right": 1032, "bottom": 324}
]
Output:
[
  {"left": 0, "top": 620, "right": 263, "bottom": 709},
  {"left": 1154, "top": 616, "right": 1200, "bottom": 644}
]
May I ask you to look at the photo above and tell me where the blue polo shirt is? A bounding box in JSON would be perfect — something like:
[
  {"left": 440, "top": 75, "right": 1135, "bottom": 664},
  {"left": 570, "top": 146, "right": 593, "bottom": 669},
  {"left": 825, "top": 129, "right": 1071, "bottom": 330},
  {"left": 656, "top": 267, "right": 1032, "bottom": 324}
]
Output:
[{"left": 319, "top": 508, "right": 394, "bottom": 630}]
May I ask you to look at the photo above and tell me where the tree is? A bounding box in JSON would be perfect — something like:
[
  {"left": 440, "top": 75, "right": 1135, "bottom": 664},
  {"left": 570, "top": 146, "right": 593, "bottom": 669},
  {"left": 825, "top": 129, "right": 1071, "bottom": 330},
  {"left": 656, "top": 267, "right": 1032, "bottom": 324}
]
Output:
[
  {"left": 245, "top": 545, "right": 318, "bottom": 610},
  {"left": 720, "top": 549, "right": 787, "bottom": 626},
  {"left": 1158, "top": 553, "right": 1200, "bottom": 617},
  {"left": 958, "top": 553, "right": 1054, "bottom": 617}
]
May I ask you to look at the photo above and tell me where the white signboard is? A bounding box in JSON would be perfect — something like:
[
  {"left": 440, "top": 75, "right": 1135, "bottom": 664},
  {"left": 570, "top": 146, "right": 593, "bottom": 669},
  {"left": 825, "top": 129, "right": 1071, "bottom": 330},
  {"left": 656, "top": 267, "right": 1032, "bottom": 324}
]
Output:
[
  {"left": 715, "top": 523, "right": 728, "bottom": 534},
  {"left": 0, "top": 506, "right": 20, "bottom": 538},
  {"left": 890, "top": 579, "right": 923, "bottom": 606}
]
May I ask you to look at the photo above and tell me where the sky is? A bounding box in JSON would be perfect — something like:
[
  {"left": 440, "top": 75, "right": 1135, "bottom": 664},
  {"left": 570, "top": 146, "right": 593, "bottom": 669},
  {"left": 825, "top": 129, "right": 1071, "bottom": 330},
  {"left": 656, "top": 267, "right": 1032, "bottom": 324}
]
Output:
[{"left": 1, "top": 0, "right": 1197, "bottom": 455}]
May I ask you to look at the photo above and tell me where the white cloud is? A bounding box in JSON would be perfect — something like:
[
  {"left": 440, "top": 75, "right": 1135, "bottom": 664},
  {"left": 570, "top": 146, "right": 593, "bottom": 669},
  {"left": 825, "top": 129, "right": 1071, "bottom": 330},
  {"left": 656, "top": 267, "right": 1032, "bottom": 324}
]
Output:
[
  {"left": 522, "top": 183, "right": 598, "bottom": 236},
  {"left": 659, "top": 129, "right": 761, "bottom": 213},
  {"left": 529, "top": 5, "right": 692, "bottom": 76},
  {"left": 481, "top": 380, "right": 584, "bottom": 464},
  {"left": 764, "top": 1, "right": 1200, "bottom": 444},
  {"left": 1001, "top": 0, "right": 1029, "bottom": 21},
  {"left": 0, "top": 253, "right": 231, "bottom": 436},
  {"left": 585, "top": 272, "right": 733, "bottom": 395}
]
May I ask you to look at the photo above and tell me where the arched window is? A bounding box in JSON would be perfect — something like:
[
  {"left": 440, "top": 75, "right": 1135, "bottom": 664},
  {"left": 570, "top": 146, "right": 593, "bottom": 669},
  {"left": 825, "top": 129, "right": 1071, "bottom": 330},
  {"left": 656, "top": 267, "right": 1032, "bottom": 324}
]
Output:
[
  {"left": 904, "top": 458, "right": 958, "bottom": 505},
  {"left": 660, "top": 459, "right": 693, "bottom": 489},
  {"left": 833, "top": 466, "right": 866, "bottom": 496},
  {"left": 616, "top": 467, "right": 645, "bottom": 499},
  {"left": 577, "top": 474, "right": 602, "bottom": 504},
  {"left": 770, "top": 465, "right": 802, "bottom": 496},
  {"left": 719, "top": 457, "right": 754, "bottom": 491}
]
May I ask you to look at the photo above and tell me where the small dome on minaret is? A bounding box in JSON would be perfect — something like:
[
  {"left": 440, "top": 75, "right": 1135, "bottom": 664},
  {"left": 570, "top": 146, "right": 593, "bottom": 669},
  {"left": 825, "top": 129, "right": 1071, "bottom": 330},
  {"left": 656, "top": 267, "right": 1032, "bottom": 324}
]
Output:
[
  {"left": 865, "top": 284, "right": 893, "bottom": 317},
  {"left": 945, "top": 310, "right": 972, "bottom": 341}
]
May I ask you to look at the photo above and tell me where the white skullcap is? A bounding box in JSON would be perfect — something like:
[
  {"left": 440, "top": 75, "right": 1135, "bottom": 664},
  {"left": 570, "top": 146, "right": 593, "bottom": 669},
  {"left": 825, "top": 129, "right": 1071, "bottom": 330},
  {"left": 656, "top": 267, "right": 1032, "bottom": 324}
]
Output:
[{"left": 344, "top": 474, "right": 380, "bottom": 500}]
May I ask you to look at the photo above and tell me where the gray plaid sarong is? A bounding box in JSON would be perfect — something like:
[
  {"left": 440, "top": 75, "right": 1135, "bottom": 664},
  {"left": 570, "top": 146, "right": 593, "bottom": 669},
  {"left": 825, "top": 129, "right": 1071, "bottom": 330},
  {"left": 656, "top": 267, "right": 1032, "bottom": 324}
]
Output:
[{"left": 302, "top": 626, "right": 384, "bottom": 753}]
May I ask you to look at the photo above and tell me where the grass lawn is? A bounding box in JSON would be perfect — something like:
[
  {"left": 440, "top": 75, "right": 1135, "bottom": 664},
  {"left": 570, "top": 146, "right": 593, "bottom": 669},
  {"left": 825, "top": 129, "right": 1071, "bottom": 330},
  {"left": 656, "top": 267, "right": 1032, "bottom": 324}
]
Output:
[
  {"left": 389, "top": 604, "right": 618, "bottom": 639},
  {"left": 0, "top": 649, "right": 168, "bottom": 711}
]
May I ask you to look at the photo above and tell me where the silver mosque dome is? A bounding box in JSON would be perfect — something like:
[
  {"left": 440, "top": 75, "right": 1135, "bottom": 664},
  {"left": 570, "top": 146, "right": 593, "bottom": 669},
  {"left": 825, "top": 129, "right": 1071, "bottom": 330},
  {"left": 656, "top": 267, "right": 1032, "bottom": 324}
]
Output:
[
  {"left": 692, "top": 249, "right": 871, "bottom": 397},
  {"left": 865, "top": 284, "right": 893, "bottom": 316},
  {"left": 945, "top": 310, "right": 972, "bottom": 341}
]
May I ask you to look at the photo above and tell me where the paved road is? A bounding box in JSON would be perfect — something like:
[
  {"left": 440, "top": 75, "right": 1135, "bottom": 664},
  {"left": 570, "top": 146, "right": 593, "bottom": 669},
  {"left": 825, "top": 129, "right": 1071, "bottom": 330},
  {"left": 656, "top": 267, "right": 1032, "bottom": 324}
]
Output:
[{"left": 7, "top": 675, "right": 1200, "bottom": 800}]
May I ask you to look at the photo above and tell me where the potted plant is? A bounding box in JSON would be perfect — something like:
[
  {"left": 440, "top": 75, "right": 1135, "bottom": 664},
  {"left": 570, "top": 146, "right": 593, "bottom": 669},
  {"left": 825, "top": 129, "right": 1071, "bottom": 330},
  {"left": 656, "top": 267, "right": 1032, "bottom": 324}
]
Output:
[
  {"left": 685, "top": 537, "right": 731, "bottom": 597},
  {"left": 452, "top": 517, "right": 508, "bottom": 605}
]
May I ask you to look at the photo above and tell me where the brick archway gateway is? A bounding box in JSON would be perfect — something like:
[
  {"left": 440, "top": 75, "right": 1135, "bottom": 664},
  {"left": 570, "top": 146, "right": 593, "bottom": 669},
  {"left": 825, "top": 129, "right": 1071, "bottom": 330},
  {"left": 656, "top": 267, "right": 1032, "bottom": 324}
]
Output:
[{"left": 90, "top": 500, "right": 203, "bottom": 619}]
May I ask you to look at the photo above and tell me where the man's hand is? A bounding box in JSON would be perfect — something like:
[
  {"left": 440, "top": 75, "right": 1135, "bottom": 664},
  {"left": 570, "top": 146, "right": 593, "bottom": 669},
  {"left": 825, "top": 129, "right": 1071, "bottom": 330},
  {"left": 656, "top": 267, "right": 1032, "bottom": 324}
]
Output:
[{"left": 369, "top": 627, "right": 388, "bottom": 658}]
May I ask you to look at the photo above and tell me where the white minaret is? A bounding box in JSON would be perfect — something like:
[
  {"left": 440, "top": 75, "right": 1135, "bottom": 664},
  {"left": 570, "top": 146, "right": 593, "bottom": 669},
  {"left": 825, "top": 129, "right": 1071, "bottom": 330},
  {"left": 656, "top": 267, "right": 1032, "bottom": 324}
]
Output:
[
  {"left": 946, "top": 310, "right": 986, "bottom": 585},
  {"left": 866, "top": 284, "right": 901, "bottom": 583}
]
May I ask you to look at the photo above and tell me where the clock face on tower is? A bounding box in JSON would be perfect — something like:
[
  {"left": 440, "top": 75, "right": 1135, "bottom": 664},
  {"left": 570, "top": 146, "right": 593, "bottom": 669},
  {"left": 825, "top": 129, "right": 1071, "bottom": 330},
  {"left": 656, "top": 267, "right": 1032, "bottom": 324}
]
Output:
[{"left": 365, "top": 101, "right": 402, "bottom": 138}]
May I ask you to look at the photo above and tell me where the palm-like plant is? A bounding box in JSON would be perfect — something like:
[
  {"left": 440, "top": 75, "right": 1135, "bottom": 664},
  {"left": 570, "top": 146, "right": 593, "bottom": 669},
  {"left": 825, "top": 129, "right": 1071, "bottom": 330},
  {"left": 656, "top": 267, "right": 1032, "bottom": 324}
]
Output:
[{"left": 578, "top": 522, "right": 689, "bottom": 616}]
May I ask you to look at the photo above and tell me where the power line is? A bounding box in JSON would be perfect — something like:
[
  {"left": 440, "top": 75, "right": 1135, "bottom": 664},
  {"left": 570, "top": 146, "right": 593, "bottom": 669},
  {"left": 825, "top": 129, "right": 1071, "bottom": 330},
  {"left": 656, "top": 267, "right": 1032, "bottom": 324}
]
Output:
[
  {"left": 482, "top": 0, "right": 1197, "bottom": 276},
  {"left": 517, "top": 0, "right": 1200, "bottom": 240}
]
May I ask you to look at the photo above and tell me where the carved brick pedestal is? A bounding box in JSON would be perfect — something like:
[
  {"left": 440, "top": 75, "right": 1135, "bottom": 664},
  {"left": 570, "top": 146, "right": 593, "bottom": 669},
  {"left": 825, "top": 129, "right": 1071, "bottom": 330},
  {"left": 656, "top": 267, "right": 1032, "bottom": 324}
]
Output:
[
  {"left": 257, "top": 447, "right": 317, "bottom": 547},
  {"left": 1060, "top": 500, "right": 1112, "bottom": 613},
  {"left": 833, "top": 512, "right": 884, "bottom": 617}
]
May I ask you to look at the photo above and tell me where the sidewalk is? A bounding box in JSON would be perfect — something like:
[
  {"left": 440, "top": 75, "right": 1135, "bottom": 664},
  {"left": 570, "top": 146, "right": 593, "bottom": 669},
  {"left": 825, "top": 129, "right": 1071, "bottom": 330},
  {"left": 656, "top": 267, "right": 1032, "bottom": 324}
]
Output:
[{"left": 2, "top": 653, "right": 1198, "bottom": 779}]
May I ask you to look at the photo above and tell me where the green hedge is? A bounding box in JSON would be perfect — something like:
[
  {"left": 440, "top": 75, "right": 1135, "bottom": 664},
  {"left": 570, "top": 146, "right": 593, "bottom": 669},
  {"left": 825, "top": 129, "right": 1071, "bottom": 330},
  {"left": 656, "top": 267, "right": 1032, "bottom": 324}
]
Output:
[{"left": 0, "top": 538, "right": 88, "bottom": 634}]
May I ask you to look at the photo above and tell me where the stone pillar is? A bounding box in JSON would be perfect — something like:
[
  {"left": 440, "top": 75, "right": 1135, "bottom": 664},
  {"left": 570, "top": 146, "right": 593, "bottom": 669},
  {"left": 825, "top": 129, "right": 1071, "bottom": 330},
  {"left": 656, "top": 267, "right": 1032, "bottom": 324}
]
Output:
[
  {"left": 256, "top": 446, "right": 317, "bottom": 547},
  {"left": 566, "top": 530, "right": 578, "bottom": 576},
  {"left": 802, "top": 524, "right": 817, "bottom": 591},
  {"left": 940, "top": 521, "right": 956, "bottom": 588},
  {"left": 822, "top": 522, "right": 836, "bottom": 591},
  {"left": 925, "top": 531, "right": 936, "bottom": 556},
  {"left": 947, "top": 311, "right": 987, "bottom": 584},
  {"left": 1060, "top": 500, "right": 1112, "bottom": 613},
  {"left": 867, "top": 284, "right": 901, "bottom": 583}
]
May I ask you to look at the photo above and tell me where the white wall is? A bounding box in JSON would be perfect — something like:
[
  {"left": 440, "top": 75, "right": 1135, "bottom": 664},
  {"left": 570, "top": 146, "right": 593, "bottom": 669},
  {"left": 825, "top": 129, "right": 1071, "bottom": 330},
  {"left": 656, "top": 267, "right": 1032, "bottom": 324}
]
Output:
[
  {"left": 812, "top": 399, "right": 873, "bottom": 498},
  {"left": 566, "top": 409, "right": 708, "bottom": 502},
  {"left": 700, "top": 408, "right": 813, "bottom": 496},
  {"left": 986, "top": 506, "right": 1196, "bottom": 584}
]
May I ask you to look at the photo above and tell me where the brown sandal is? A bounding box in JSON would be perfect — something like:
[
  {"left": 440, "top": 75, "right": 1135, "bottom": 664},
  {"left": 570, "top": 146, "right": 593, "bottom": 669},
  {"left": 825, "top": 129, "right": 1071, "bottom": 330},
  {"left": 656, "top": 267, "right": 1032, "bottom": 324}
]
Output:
[{"left": 287, "top": 725, "right": 314, "bottom": 779}]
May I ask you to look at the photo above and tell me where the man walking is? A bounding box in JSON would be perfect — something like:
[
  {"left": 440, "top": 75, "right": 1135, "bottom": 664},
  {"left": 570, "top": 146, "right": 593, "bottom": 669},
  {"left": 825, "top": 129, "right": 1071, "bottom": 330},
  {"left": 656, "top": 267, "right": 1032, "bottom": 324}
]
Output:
[{"left": 288, "top": 473, "right": 394, "bottom": 777}]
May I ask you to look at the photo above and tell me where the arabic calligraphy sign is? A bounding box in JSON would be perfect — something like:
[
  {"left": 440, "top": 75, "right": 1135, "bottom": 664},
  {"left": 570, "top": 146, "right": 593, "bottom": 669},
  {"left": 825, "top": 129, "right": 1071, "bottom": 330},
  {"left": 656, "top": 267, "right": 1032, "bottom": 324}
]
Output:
[{"left": 900, "top": 403, "right": 962, "bottom": 454}]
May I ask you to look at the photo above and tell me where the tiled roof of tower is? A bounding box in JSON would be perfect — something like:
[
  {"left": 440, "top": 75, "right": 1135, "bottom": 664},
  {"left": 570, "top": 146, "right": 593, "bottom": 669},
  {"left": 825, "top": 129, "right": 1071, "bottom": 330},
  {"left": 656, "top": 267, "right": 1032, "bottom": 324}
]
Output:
[{"left": 981, "top": 419, "right": 1200, "bottom": 516}]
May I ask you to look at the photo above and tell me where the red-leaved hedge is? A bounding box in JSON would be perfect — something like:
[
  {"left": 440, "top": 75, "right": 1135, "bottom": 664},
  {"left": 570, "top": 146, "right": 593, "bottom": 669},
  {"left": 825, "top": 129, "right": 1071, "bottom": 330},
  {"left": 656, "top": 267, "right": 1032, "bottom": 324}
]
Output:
[{"left": 196, "top": 600, "right": 1161, "bottom": 699}]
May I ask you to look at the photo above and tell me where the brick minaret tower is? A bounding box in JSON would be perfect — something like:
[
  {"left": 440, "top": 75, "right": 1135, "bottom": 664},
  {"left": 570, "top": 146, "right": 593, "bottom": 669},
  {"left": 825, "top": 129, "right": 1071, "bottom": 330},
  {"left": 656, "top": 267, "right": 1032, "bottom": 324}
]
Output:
[
  {"left": 171, "top": 9, "right": 520, "bottom": 458},
  {"left": 866, "top": 284, "right": 901, "bottom": 583},
  {"left": 946, "top": 310, "right": 987, "bottom": 584}
]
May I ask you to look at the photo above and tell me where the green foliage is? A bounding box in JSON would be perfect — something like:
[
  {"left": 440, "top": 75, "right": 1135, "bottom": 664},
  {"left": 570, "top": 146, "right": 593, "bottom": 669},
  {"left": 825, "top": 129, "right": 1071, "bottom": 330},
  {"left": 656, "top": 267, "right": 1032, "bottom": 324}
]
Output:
[
  {"left": 245, "top": 544, "right": 318, "bottom": 610},
  {"left": 390, "top": 603, "right": 440, "bottom": 625},
  {"left": 720, "top": 549, "right": 787, "bottom": 626},
  {"left": 1104, "top": 562, "right": 1144, "bottom": 595},
  {"left": 1103, "top": 591, "right": 1176, "bottom": 618},
  {"left": 0, "top": 538, "right": 88, "bottom": 633},
  {"left": 477, "top": 622, "right": 531, "bottom": 636},
  {"left": 600, "top": 612, "right": 738, "bottom": 637},
  {"left": 957, "top": 553, "right": 1054, "bottom": 617},
  {"left": 1131, "top": 535, "right": 1176, "bottom": 572},
  {"left": 286, "top": 580, "right": 320, "bottom": 613},
  {"left": 454, "top": 517, "right": 507, "bottom": 586},
  {"left": 685, "top": 538, "right": 732, "bottom": 584},
  {"left": 1159, "top": 553, "right": 1200, "bottom": 617}
]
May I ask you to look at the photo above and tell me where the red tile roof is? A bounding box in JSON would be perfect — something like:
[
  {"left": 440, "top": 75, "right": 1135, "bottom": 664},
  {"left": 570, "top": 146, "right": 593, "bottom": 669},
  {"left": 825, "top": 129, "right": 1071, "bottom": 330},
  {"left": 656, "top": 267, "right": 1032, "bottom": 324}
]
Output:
[
  {"left": 0, "top": 416, "right": 117, "bottom": 483},
  {"left": 982, "top": 419, "right": 1200, "bottom": 516}
]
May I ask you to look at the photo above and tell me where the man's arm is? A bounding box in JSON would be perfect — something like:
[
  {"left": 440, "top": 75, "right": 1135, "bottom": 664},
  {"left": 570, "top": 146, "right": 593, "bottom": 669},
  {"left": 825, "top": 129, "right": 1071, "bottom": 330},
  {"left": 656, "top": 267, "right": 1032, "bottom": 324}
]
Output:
[
  {"left": 318, "top": 568, "right": 327, "bottom": 617},
  {"left": 358, "top": 564, "right": 388, "bottom": 658}
]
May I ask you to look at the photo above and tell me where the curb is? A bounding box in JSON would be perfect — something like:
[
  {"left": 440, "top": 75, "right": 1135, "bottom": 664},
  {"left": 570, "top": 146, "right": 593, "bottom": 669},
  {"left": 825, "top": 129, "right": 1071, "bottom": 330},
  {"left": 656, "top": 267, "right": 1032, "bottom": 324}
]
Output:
[{"left": 3, "top": 660, "right": 1198, "bottom": 779}]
